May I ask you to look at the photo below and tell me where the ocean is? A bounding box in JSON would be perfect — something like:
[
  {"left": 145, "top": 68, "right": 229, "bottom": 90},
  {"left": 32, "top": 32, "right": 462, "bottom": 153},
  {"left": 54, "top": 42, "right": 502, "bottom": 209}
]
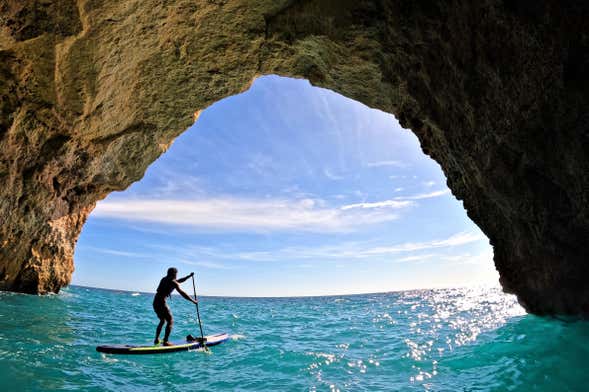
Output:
[{"left": 1, "top": 285, "right": 588, "bottom": 391}]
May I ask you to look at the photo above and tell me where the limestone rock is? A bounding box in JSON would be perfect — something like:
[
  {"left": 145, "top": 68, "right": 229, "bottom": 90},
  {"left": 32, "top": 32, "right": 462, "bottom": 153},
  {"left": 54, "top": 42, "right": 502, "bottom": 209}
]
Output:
[{"left": 0, "top": 0, "right": 588, "bottom": 315}]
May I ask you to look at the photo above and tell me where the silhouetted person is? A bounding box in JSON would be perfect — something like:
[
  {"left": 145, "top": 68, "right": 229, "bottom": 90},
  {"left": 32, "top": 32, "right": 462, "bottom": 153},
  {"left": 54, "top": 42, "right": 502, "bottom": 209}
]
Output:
[{"left": 153, "top": 268, "right": 198, "bottom": 346}]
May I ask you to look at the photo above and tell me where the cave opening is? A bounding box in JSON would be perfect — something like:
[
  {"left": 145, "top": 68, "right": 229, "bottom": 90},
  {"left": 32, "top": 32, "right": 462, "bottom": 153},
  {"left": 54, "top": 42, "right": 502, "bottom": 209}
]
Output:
[{"left": 73, "top": 75, "right": 496, "bottom": 296}]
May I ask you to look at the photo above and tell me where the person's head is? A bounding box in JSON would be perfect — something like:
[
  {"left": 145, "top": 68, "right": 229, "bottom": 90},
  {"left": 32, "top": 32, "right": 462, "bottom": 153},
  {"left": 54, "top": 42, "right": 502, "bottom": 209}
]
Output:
[{"left": 167, "top": 267, "right": 178, "bottom": 279}]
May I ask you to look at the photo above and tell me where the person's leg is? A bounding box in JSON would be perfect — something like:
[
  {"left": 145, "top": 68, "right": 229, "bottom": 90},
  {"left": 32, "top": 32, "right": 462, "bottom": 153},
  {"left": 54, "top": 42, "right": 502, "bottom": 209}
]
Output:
[
  {"left": 163, "top": 316, "right": 174, "bottom": 345},
  {"left": 163, "top": 304, "right": 174, "bottom": 345},
  {"left": 154, "top": 318, "right": 165, "bottom": 345},
  {"left": 153, "top": 301, "right": 166, "bottom": 344}
]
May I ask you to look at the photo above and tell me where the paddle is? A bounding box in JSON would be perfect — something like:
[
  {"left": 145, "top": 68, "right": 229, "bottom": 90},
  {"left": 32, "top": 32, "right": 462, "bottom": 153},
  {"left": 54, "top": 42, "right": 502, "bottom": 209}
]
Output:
[{"left": 191, "top": 273, "right": 208, "bottom": 352}]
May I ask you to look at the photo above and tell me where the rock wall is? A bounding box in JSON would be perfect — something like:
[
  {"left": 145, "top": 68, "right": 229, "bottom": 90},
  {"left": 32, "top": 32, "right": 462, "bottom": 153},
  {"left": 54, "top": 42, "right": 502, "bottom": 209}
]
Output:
[{"left": 0, "top": 0, "right": 588, "bottom": 315}]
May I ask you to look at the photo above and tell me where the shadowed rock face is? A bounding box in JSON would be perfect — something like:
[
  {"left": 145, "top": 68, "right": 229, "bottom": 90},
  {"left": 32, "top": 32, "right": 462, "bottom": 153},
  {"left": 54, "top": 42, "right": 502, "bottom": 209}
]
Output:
[{"left": 0, "top": 0, "right": 588, "bottom": 314}]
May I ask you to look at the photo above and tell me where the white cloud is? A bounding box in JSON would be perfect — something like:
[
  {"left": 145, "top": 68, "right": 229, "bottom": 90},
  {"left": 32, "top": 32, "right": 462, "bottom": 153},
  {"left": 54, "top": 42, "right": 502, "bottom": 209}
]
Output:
[
  {"left": 341, "top": 199, "right": 414, "bottom": 210},
  {"left": 328, "top": 231, "right": 484, "bottom": 256},
  {"left": 78, "top": 245, "right": 237, "bottom": 271},
  {"left": 438, "top": 249, "right": 494, "bottom": 266},
  {"left": 81, "top": 246, "right": 150, "bottom": 258},
  {"left": 153, "top": 172, "right": 204, "bottom": 198},
  {"left": 323, "top": 168, "right": 344, "bottom": 180},
  {"left": 172, "top": 231, "right": 486, "bottom": 262},
  {"left": 92, "top": 196, "right": 403, "bottom": 233},
  {"left": 394, "top": 254, "right": 437, "bottom": 263},
  {"left": 422, "top": 181, "right": 436, "bottom": 187},
  {"left": 365, "top": 160, "right": 407, "bottom": 168},
  {"left": 395, "top": 189, "right": 451, "bottom": 200},
  {"left": 178, "top": 259, "right": 234, "bottom": 270}
]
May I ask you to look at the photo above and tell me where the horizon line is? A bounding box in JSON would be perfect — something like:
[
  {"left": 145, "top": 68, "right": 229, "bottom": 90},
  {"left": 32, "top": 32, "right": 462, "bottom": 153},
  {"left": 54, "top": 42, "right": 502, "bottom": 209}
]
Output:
[{"left": 68, "top": 283, "right": 501, "bottom": 300}]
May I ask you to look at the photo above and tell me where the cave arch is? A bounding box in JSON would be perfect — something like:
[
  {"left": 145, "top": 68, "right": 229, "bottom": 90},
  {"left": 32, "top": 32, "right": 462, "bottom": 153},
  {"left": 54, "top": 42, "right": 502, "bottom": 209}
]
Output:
[
  {"left": 1, "top": 1, "right": 588, "bottom": 315},
  {"left": 74, "top": 74, "right": 498, "bottom": 295}
]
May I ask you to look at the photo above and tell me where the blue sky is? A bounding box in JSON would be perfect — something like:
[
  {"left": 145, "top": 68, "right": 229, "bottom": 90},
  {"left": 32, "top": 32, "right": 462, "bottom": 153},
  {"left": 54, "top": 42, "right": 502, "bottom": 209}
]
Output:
[{"left": 73, "top": 76, "right": 498, "bottom": 296}]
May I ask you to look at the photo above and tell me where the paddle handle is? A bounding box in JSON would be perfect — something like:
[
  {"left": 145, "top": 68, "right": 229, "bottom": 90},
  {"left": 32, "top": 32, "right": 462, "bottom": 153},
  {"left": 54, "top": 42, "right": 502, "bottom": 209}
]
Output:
[{"left": 191, "top": 274, "right": 206, "bottom": 346}]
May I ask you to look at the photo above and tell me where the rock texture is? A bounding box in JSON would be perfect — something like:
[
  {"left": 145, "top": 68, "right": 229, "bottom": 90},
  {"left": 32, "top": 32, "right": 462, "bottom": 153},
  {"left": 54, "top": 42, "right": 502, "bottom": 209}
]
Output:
[{"left": 0, "top": 1, "right": 588, "bottom": 314}]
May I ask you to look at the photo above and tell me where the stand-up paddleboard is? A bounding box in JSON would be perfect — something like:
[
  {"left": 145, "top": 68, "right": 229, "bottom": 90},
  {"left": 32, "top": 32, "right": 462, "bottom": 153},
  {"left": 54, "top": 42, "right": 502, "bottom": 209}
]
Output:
[{"left": 96, "top": 332, "right": 229, "bottom": 355}]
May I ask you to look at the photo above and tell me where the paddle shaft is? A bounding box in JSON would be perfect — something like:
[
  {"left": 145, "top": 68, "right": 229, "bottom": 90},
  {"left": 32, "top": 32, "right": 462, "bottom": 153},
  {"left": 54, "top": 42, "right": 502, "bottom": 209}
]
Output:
[{"left": 191, "top": 274, "right": 207, "bottom": 348}]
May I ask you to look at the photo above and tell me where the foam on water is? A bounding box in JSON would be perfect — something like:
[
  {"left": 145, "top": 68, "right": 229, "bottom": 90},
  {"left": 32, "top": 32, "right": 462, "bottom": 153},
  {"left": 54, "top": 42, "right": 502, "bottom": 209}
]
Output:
[{"left": 1, "top": 286, "right": 589, "bottom": 391}]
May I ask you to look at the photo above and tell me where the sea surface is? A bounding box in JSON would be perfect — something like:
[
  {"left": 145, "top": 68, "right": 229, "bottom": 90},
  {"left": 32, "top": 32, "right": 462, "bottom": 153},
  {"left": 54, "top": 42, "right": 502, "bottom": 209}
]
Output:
[{"left": 1, "top": 286, "right": 589, "bottom": 391}]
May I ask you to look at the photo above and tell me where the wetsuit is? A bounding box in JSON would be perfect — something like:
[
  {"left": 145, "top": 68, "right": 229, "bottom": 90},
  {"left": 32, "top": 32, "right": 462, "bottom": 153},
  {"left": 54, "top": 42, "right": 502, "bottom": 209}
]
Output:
[{"left": 153, "top": 276, "right": 176, "bottom": 321}]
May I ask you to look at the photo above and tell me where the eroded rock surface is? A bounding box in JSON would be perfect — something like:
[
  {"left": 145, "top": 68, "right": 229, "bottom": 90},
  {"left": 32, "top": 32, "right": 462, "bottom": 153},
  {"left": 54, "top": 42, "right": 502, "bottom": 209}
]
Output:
[{"left": 0, "top": 0, "right": 588, "bottom": 314}]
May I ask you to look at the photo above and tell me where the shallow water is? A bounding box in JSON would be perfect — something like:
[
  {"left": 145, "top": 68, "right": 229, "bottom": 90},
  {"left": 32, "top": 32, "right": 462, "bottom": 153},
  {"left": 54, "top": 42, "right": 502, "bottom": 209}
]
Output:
[{"left": 1, "top": 286, "right": 588, "bottom": 391}]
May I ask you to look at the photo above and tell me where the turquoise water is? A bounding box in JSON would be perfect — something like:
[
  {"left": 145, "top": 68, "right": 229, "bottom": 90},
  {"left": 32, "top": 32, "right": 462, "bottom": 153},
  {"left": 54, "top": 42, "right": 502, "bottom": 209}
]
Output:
[{"left": 1, "top": 286, "right": 589, "bottom": 391}]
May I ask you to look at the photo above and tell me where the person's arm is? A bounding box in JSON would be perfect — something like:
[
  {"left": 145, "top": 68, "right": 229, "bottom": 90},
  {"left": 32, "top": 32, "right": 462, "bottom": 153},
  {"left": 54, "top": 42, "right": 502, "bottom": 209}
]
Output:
[
  {"left": 173, "top": 281, "right": 198, "bottom": 305},
  {"left": 176, "top": 272, "right": 194, "bottom": 284}
]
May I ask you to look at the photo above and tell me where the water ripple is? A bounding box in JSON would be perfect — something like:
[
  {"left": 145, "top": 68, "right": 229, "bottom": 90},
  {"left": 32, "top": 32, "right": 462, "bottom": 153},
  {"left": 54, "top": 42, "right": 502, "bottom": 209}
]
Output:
[{"left": 3, "top": 286, "right": 589, "bottom": 390}]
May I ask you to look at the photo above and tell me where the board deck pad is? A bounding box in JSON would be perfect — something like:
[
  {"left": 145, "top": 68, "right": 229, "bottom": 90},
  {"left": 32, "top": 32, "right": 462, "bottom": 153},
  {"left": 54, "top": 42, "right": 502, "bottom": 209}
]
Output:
[{"left": 96, "top": 332, "right": 229, "bottom": 354}]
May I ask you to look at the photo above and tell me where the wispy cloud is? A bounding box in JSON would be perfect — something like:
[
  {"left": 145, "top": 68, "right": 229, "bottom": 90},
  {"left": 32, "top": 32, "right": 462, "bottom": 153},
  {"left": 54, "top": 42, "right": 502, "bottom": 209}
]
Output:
[
  {"left": 436, "top": 249, "right": 494, "bottom": 266},
  {"left": 393, "top": 250, "right": 493, "bottom": 265},
  {"left": 247, "top": 153, "right": 275, "bottom": 177},
  {"left": 394, "top": 254, "right": 437, "bottom": 263},
  {"left": 178, "top": 259, "right": 235, "bottom": 270},
  {"left": 323, "top": 168, "right": 344, "bottom": 180},
  {"left": 395, "top": 189, "right": 451, "bottom": 200},
  {"left": 79, "top": 245, "right": 235, "bottom": 270},
  {"left": 163, "top": 231, "right": 485, "bottom": 263},
  {"left": 341, "top": 200, "right": 414, "bottom": 210},
  {"left": 92, "top": 197, "right": 404, "bottom": 233},
  {"left": 325, "top": 231, "right": 484, "bottom": 257},
  {"left": 365, "top": 160, "right": 407, "bottom": 168},
  {"left": 80, "top": 246, "right": 151, "bottom": 259}
]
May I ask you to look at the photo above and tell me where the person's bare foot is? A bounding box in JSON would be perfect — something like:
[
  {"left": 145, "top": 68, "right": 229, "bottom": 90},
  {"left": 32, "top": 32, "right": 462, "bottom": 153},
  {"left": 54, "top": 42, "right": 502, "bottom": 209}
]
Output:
[{"left": 163, "top": 341, "right": 174, "bottom": 347}]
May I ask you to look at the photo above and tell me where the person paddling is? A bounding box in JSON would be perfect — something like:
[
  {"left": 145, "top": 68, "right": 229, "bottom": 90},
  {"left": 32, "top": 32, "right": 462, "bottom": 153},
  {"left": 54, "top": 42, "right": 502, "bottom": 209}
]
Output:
[{"left": 153, "top": 268, "right": 198, "bottom": 346}]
